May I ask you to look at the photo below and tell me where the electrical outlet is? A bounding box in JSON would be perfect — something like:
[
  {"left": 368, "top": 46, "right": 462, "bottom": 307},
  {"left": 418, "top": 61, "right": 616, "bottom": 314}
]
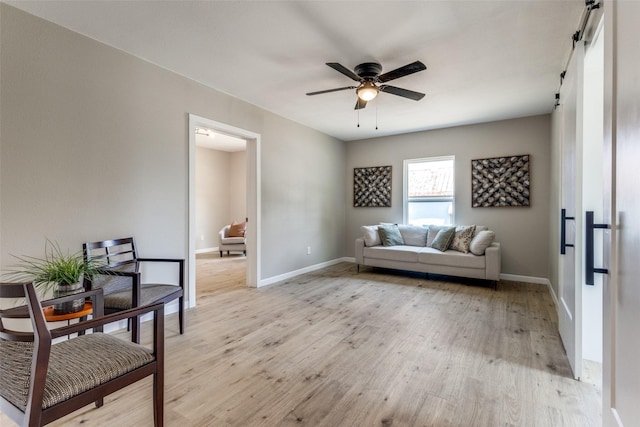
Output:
[{"left": 307, "top": 246, "right": 311, "bottom": 255}]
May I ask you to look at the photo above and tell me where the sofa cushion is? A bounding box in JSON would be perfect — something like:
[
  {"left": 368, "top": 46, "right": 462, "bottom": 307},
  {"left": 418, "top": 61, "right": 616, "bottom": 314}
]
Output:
[
  {"left": 450, "top": 225, "right": 476, "bottom": 253},
  {"left": 398, "top": 225, "right": 428, "bottom": 247},
  {"left": 221, "top": 236, "right": 245, "bottom": 245},
  {"left": 378, "top": 224, "right": 405, "bottom": 246},
  {"left": 469, "top": 230, "right": 495, "bottom": 255},
  {"left": 430, "top": 227, "right": 456, "bottom": 251},
  {"left": 361, "top": 225, "right": 382, "bottom": 247},
  {"left": 418, "top": 247, "right": 486, "bottom": 269},
  {"left": 363, "top": 245, "right": 420, "bottom": 263}
]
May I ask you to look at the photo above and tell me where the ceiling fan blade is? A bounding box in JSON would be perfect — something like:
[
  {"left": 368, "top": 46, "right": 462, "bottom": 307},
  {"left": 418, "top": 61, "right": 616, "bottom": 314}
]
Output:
[
  {"left": 378, "top": 61, "right": 426, "bottom": 83},
  {"left": 326, "top": 62, "right": 362, "bottom": 82},
  {"left": 355, "top": 98, "right": 368, "bottom": 110},
  {"left": 379, "top": 85, "right": 425, "bottom": 101},
  {"left": 306, "top": 86, "right": 357, "bottom": 96}
]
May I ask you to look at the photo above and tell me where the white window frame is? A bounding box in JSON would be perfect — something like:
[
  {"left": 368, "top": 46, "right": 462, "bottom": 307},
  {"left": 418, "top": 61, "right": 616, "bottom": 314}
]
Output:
[{"left": 403, "top": 155, "right": 455, "bottom": 225}]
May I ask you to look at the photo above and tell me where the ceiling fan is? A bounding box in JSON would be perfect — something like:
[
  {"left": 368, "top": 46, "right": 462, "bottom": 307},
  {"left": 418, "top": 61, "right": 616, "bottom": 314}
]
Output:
[{"left": 306, "top": 60, "right": 426, "bottom": 110}]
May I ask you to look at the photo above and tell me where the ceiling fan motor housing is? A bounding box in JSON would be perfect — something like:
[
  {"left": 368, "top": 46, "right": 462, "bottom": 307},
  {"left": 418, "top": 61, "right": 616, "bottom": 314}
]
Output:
[{"left": 354, "top": 62, "right": 383, "bottom": 80}]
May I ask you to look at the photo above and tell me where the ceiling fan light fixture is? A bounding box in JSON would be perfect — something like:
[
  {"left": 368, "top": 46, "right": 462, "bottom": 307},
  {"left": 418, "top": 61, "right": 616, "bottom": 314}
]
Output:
[{"left": 357, "top": 82, "right": 379, "bottom": 101}]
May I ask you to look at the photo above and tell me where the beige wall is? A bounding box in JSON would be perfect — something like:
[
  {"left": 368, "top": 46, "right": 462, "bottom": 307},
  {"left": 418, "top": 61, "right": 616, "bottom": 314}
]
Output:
[
  {"left": 195, "top": 147, "right": 246, "bottom": 251},
  {"left": 229, "top": 151, "right": 247, "bottom": 224},
  {"left": 0, "top": 4, "right": 345, "bottom": 281},
  {"left": 345, "top": 115, "right": 552, "bottom": 278}
]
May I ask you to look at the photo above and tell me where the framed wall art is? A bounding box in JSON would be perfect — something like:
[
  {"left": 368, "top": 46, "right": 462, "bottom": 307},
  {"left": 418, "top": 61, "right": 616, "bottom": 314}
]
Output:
[
  {"left": 471, "top": 154, "right": 530, "bottom": 207},
  {"left": 353, "top": 166, "right": 392, "bottom": 207}
]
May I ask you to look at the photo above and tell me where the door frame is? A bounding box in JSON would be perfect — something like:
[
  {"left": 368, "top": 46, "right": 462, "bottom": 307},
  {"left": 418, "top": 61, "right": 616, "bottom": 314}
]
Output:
[{"left": 187, "top": 114, "right": 261, "bottom": 307}]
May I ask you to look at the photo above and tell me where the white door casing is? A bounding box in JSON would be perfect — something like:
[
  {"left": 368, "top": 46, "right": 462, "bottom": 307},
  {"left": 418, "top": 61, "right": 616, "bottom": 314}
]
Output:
[{"left": 188, "top": 114, "right": 261, "bottom": 308}]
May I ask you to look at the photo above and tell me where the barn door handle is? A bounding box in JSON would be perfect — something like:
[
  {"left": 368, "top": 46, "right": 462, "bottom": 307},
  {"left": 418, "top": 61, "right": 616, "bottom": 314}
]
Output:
[
  {"left": 585, "top": 211, "right": 610, "bottom": 286},
  {"left": 560, "top": 208, "right": 575, "bottom": 254}
]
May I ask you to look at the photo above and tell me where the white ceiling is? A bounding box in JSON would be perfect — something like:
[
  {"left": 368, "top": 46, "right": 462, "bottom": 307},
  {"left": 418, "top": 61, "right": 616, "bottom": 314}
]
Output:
[
  {"left": 196, "top": 130, "right": 246, "bottom": 153},
  {"left": 7, "top": 1, "right": 584, "bottom": 141}
]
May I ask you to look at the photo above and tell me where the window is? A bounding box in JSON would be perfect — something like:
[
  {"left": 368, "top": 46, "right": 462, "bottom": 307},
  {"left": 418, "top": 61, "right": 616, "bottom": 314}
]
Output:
[{"left": 403, "top": 156, "right": 454, "bottom": 226}]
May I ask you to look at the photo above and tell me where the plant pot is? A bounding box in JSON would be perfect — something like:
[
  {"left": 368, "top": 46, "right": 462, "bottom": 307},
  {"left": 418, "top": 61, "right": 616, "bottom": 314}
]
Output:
[{"left": 53, "top": 282, "right": 85, "bottom": 315}]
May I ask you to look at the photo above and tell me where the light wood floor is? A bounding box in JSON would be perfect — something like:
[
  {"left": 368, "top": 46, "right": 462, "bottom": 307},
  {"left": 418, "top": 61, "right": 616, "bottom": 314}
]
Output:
[{"left": 1, "top": 254, "right": 601, "bottom": 426}]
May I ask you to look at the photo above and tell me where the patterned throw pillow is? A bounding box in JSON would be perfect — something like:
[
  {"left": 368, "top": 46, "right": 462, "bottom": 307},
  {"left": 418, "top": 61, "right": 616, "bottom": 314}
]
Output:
[
  {"left": 430, "top": 226, "right": 456, "bottom": 251},
  {"left": 449, "top": 225, "right": 477, "bottom": 253},
  {"left": 378, "top": 224, "right": 405, "bottom": 246}
]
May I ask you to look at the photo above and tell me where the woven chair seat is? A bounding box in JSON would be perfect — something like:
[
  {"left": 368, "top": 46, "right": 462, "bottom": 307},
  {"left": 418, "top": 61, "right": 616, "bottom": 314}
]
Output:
[
  {"left": 0, "top": 333, "right": 153, "bottom": 411},
  {"left": 103, "top": 284, "right": 181, "bottom": 310}
]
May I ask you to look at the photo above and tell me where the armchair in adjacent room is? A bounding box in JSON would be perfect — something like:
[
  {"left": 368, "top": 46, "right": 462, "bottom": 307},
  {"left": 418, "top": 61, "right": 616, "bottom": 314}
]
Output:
[{"left": 218, "top": 222, "right": 246, "bottom": 257}]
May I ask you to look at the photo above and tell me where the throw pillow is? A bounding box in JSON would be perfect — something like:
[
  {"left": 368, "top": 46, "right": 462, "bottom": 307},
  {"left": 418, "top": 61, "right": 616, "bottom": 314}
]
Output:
[
  {"left": 469, "top": 230, "right": 495, "bottom": 255},
  {"left": 426, "top": 225, "right": 444, "bottom": 247},
  {"left": 228, "top": 221, "right": 246, "bottom": 237},
  {"left": 449, "top": 225, "right": 477, "bottom": 253},
  {"left": 398, "top": 224, "right": 428, "bottom": 247},
  {"left": 430, "top": 226, "right": 456, "bottom": 252},
  {"left": 378, "top": 224, "right": 405, "bottom": 246},
  {"left": 361, "top": 225, "right": 382, "bottom": 247}
]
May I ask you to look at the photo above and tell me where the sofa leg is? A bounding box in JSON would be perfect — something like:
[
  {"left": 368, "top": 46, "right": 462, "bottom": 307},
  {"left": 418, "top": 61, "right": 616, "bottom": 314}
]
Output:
[
  {"left": 356, "top": 264, "right": 360, "bottom": 273},
  {"left": 219, "top": 251, "right": 223, "bottom": 257}
]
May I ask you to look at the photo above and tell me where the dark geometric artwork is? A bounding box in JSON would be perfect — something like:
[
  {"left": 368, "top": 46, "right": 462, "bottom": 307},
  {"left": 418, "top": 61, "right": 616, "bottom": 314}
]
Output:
[
  {"left": 471, "top": 155, "right": 530, "bottom": 208},
  {"left": 354, "top": 166, "right": 392, "bottom": 207}
]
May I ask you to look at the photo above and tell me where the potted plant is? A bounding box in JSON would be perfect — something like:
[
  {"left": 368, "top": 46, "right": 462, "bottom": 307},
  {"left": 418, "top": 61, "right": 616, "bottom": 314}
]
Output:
[{"left": 3, "top": 239, "right": 102, "bottom": 314}]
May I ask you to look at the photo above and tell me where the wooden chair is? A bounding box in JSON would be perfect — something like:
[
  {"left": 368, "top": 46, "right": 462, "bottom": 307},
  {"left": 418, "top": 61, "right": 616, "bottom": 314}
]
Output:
[
  {"left": 83, "top": 237, "right": 184, "bottom": 343},
  {"left": 0, "top": 282, "right": 164, "bottom": 427}
]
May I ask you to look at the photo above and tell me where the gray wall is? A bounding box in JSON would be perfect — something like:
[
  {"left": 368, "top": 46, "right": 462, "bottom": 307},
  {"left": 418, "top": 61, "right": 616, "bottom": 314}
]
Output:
[
  {"left": 345, "top": 115, "right": 551, "bottom": 278},
  {"left": 195, "top": 147, "right": 246, "bottom": 251},
  {"left": 0, "top": 4, "right": 345, "bottom": 282}
]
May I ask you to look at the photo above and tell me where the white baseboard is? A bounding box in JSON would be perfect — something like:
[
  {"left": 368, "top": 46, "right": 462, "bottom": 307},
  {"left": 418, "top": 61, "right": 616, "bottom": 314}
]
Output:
[
  {"left": 258, "top": 257, "right": 352, "bottom": 288},
  {"left": 196, "top": 246, "right": 218, "bottom": 254},
  {"left": 499, "top": 273, "right": 549, "bottom": 284}
]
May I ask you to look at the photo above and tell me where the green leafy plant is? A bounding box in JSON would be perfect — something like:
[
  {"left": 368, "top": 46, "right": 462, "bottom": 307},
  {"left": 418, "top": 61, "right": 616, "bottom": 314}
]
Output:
[{"left": 3, "top": 239, "right": 102, "bottom": 293}]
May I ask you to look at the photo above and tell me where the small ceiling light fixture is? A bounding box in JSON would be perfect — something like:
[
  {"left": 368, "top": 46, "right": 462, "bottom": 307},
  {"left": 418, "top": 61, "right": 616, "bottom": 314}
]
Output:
[
  {"left": 356, "top": 81, "right": 379, "bottom": 101},
  {"left": 195, "top": 127, "right": 214, "bottom": 138}
]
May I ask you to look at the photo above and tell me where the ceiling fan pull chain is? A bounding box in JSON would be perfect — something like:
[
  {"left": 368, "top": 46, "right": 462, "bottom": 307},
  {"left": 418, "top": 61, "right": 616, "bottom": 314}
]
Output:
[
  {"left": 376, "top": 101, "right": 378, "bottom": 130},
  {"left": 357, "top": 109, "right": 360, "bottom": 128}
]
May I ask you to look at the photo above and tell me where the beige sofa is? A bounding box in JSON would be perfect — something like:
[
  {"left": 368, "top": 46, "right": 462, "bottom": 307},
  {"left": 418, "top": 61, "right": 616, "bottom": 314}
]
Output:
[{"left": 355, "top": 224, "right": 500, "bottom": 287}]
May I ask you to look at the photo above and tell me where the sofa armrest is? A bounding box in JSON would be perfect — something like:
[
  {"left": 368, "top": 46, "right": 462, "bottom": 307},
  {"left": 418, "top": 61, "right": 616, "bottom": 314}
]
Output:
[
  {"left": 218, "top": 226, "right": 228, "bottom": 244},
  {"left": 355, "top": 238, "right": 365, "bottom": 265},
  {"left": 485, "top": 242, "right": 501, "bottom": 281}
]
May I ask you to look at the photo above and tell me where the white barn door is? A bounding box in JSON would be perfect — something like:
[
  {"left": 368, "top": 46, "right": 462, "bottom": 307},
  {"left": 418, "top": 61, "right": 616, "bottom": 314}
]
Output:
[{"left": 558, "top": 41, "right": 585, "bottom": 380}]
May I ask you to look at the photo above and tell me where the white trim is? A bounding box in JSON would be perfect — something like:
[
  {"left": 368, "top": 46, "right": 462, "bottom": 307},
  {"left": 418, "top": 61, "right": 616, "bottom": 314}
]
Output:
[
  {"left": 499, "top": 273, "right": 550, "bottom": 285},
  {"left": 188, "top": 114, "right": 261, "bottom": 307},
  {"left": 195, "top": 246, "right": 218, "bottom": 254},
  {"left": 611, "top": 408, "right": 624, "bottom": 427},
  {"left": 259, "top": 258, "right": 351, "bottom": 287},
  {"left": 403, "top": 156, "right": 456, "bottom": 225}
]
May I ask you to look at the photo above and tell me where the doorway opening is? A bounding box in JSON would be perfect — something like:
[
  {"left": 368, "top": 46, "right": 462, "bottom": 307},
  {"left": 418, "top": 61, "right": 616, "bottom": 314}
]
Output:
[
  {"left": 188, "top": 114, "right": 261, "bottom": 308},
  {"left": 194, "top": 129, "right": 247, "bottom": 299}
]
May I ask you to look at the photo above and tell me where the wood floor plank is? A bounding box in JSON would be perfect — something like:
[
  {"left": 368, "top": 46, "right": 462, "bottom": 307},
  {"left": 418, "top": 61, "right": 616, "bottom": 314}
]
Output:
[{"left": 0, "top": 256, "right": 601, "bottom": 426}]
